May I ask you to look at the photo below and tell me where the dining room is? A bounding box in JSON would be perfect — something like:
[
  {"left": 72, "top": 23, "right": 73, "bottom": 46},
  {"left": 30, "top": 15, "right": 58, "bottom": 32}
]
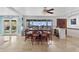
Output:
[
  {"left": 0, "top": 7, "right": 79, "bottom": 52},
  {"left": 24, "top": 19, "right": 53, "bottom": 45}
]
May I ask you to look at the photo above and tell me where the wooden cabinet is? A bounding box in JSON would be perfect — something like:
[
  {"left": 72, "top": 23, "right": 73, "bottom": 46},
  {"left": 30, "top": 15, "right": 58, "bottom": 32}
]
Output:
[{"left": 57, "top": 19, "right": 67, "bottom": 28}]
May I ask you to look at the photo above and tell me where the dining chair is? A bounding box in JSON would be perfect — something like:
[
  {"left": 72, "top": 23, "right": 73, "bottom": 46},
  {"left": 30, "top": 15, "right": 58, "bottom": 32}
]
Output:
[
  {"left": 42, "top": 33, "right": 48, "bottom": 42},
  {"left": 31, "top": 32, "right": 39, "bottom": 45}
]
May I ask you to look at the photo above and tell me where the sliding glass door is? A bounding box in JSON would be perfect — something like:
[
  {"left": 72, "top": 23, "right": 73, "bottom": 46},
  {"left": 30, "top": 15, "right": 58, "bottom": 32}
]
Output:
[
  {"left": 4, "top": 20, "right": 17, "bottom": 35},
  {"left": 4, "top": 20, "right": 10, "bottom": 33},
  {"left": 11, "top": 20, "right": 17, "bottom": 33}
]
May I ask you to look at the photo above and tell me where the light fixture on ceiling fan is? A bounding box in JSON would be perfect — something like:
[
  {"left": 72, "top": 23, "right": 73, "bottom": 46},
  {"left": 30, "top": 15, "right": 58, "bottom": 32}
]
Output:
[{"left": 43, "top": 7, "right": 54, "bottom": 14}]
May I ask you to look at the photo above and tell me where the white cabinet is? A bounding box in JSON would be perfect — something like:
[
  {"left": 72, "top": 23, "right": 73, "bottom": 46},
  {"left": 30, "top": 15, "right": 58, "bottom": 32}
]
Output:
[
  {"left": 54, "top": 28, "right": 66, "bottom": 39},
  {"left": 59, "top": 28, "right": 66, "bottom": 39}
]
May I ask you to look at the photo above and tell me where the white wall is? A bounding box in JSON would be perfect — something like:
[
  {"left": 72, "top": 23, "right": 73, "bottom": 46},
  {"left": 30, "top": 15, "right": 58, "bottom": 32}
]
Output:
[
  {"left": 67, "top": 29, "right": 79, "bottom": 38},
  {"left": 67, "top": 15, "right": 79, "bottom": 28},
  {"left": 67, "top": 14, "right": 79, "bottom": 38}
]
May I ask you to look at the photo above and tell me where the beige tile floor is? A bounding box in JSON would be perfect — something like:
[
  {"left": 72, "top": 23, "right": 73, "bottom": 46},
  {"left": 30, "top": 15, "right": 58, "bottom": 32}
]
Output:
[{"left": 0, "top": 36, "right": 79, "bottom": 52}]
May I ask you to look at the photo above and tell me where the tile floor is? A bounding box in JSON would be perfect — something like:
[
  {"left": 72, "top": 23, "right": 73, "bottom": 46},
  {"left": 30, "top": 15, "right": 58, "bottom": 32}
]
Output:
[{"left": 0, "top": 36, "right": 79, "bottom": 52}]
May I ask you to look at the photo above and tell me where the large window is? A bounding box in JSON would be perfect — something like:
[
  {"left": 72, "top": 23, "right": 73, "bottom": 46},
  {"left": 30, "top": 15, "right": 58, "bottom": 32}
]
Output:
[
  {"left": 28, "top": 19, "right": 52, "bottom": 27},
  {"left": 30, "top": 21, "right": 47, "bottom": 26},
  {"left": 47, "top": 21, "right": 52, "bottom": 26},
  {"left": 26, "top": 19, "right": 53, "bottom": 30}
]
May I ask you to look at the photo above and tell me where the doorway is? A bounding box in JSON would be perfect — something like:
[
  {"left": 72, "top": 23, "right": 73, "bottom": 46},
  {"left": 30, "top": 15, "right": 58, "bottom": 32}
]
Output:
[{"left": 3, "top": 19, "right": 17, "bottom": 35}]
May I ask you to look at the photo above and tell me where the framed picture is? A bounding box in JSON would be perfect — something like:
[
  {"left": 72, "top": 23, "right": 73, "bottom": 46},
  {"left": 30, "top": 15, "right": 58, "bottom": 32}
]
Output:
[{"left": 71, "top": 18, "right": 76, "bottom": 25}]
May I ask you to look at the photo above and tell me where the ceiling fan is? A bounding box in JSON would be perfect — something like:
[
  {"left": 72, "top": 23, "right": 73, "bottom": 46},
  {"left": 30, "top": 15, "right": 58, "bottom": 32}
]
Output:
[{"left": 43, "top": 7, "right": 54, "bottom": 14}]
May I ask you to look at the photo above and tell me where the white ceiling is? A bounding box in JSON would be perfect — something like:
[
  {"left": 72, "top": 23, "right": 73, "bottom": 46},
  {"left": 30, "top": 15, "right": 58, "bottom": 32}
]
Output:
[
  {"left": 13, "top": 7, "right": 67, "bottom": 16},
  {"left": 0, "top": 7, "right": 18, "bottom": 15},
  {"left": 0, "top": 7, "right": 79, "bottom": 17}
]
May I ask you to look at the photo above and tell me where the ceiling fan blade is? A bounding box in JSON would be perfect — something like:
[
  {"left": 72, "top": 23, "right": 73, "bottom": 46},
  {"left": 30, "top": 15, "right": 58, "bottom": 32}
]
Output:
[
  {"left": 43, "top": 7, "right": 54, "bottom": 14},
  {"left": 47, "top": 11, "right": 53, "bottom": 14},
  {"left": 47, "top": 8, "right": 54, "bottom": 11}
]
